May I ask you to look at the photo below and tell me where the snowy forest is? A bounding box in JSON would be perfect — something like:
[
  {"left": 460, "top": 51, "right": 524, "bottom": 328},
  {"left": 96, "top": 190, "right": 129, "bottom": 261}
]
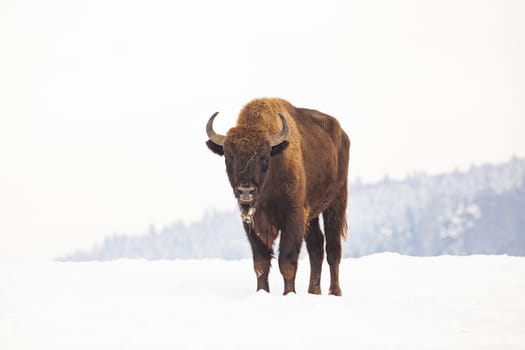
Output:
[{"left": 61, "top": 157, "right": 525, "bottom": 261}]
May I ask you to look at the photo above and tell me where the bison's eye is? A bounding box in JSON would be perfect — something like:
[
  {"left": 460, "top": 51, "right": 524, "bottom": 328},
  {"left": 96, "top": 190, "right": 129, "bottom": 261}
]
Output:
[{"left": 261, "top": 157, "right": 269, "bottom": 172}]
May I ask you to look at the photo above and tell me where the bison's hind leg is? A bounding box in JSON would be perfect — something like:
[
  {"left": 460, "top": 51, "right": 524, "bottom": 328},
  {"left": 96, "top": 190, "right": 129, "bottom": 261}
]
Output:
[
  {"left": 305, "top": 217, "right": 324, "bottom": 294},
  {"left": 322, "top": 188, "right": 347, "bottom": 296}
]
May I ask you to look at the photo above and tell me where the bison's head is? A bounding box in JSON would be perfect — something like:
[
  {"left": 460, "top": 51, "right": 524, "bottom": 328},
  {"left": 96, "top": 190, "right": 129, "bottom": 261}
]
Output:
[{"left": 206, "top": 112, "right": 289, "bottom": 223}]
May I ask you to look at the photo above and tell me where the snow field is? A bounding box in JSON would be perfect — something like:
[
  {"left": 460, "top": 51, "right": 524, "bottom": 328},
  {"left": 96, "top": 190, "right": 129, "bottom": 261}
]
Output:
[{"left": 1, "top": 254, "right": 524, "bottom": 349}]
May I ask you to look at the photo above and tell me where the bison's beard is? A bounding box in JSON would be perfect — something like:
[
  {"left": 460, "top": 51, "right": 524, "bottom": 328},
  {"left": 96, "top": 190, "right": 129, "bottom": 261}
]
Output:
[{"left": 240, "top": 206, "right": 256, "bottom": 224}]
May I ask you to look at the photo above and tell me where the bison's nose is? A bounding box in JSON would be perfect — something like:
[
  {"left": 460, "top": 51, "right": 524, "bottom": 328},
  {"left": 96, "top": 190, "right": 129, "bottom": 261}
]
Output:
[{"left": 237, "top": 185, "right": 256, "bottom": 203}]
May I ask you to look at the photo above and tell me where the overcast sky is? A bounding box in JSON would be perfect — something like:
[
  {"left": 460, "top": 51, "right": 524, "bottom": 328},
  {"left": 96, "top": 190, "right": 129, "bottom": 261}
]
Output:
[{"left": 1, "top": 0, "right": 524, "bottom": 259}]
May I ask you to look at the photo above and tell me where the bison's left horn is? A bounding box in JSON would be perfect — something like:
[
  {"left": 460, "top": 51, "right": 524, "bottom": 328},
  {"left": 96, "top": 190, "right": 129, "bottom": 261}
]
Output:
[
  {"left": 269, "top": 113, "right": 290, "bottom": 146},
  {"left": 206, "top": 112, "right": 226, "bottom": 146}
]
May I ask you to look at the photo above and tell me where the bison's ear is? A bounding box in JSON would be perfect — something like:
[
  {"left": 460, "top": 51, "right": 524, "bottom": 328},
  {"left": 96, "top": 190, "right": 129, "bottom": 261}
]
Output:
[
  {"left": 206, "top": 140, "right": 224, "bottom": 156},
  {"left": 270, "top": 140, "right": 289, "bottom": 156}
]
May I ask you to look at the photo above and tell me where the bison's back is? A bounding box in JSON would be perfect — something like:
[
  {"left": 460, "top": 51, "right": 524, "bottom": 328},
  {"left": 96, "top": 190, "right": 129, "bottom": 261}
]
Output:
[{"left": 292, "top": 108, "right": 350, "bottom": 220}]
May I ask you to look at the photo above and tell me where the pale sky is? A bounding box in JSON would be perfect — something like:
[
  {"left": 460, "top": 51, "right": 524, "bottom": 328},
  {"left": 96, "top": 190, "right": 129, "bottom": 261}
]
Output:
[{"left": 1, "top": 0, "right": 524, "bottom": 259}]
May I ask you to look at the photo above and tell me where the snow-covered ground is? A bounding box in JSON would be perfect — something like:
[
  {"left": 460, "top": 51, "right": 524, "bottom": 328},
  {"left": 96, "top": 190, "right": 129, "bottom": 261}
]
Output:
[{"left": 1, "top": 253, "right": 524, "bottom": 349}]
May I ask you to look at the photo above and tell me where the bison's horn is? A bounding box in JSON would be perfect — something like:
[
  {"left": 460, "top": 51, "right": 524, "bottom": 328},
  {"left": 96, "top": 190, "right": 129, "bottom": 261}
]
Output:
[
  {"left": 206, "top": 112, "right": 226, "bottom": 146},
  {"left": 269, "top": 113, "right": 290, "bottom": 146}
]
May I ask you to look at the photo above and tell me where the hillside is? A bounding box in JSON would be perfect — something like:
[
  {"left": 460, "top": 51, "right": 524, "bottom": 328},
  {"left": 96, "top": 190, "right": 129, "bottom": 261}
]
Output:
[{"left": 61, "top": 158, "right": 525, "bottom": 261}]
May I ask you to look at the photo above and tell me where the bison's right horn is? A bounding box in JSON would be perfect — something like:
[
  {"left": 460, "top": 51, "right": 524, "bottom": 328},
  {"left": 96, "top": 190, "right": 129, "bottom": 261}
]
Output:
[
  {"left": 269, "top": 113, "right": 290, "bottom": 146},
  {"left": 206, "top": 112, "right": 226, "bottom": 146}
]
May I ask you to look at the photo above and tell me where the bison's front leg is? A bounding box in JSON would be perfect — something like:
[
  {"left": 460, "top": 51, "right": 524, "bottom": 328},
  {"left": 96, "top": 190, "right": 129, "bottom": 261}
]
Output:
[
  {"left": 245, "top": 224, "right": 273, "bottom": 293},
  {"left": 278, "top": 215, "right": 305, "bottom": 295}
]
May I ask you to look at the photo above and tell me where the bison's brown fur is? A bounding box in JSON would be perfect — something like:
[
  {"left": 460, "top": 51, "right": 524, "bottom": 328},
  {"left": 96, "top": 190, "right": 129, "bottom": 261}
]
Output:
[{"left": 206, "top": 98, "right": 350, "bottom": 295}]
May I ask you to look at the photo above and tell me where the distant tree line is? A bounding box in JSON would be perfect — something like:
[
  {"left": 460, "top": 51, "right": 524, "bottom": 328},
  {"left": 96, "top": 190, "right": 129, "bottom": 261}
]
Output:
[{"left": 59, "top": 157, "right": 525, "bottom": 261}]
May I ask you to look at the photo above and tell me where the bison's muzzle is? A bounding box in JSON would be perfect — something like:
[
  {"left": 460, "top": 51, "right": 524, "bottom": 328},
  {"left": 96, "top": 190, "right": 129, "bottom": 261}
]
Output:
[
  {"left": 238, "top": 185, "right": 256, "bottom": 204},
  {"left": 238, "top": 185, "right": 257, "bottom": 223}
]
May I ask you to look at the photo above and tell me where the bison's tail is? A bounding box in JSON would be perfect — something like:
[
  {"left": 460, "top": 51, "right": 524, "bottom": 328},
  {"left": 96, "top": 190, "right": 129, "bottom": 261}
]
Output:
[{"left": 323, "top": 203, "right": 348, "bottom": 242}]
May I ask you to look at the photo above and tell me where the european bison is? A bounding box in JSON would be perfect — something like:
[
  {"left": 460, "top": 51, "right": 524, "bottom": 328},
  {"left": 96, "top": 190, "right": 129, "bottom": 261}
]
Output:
[{"left": 206, "top": 98, "right": 350, "bottom": 295}]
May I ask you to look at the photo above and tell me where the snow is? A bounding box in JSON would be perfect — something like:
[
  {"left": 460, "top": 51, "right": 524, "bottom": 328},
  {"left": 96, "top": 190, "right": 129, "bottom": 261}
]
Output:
[{"left": 1, "top": 254, "right": 524, "bottom": 349}]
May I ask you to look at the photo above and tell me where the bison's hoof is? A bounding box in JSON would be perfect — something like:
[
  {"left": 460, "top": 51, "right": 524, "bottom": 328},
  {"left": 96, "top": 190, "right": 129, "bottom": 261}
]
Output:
[
  {"left": 308, "top": 286, "right": 322, "bottom": 295},
  {"left": 329, "top": 286, "right": 342, "bottom": 296},
  {"left": 256, "top": 286, "right": 270, "bottom": 294},
  {"left": 255, "top": 289, "right": 270, "bottom": 296}
]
